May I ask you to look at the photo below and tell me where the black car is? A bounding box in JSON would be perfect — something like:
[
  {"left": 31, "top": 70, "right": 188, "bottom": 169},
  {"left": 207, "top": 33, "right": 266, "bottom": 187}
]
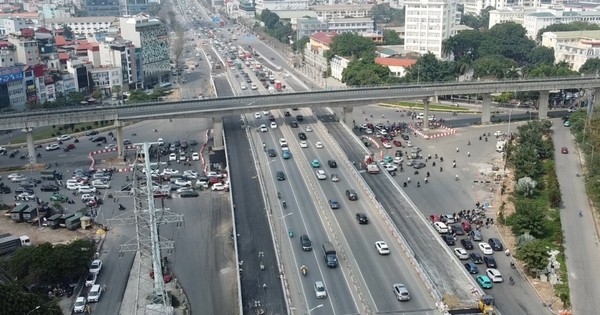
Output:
[
  {"left": 441, "top": 235, "right": 455, "bottom": 245},
  {"left": 356, "top": 213, "right": 369, "bottom": 224},
  {"left": 484, "top": 256, "right": 497, "bottom": 268},
  {"left": 402, "top": 134, "right": 410, "bottom": 140},
  {"left": 181, "top": 140, "right": 188, "bottom": 149},
  {"left": 276, "top": 171, "right": 286, "bottom": 181},
  {"left": 267, "top": 149, "right": 277, "bottom": 157},
  {"left": 345, "top": 189, "right": 358, "bottom": 201},
  {"left": 298, "top": 132, "right": 307, "bottom": 140},
  {"left": 189, "top": 139, "right": 198, "bottom": 146},
  {"left": 269, "top": 115, "right": 275, "bottom": 122},
  {"left": 290, "top": 120, "right": 299, "bottom": 128},
  {"left": 296, "top": 115, "right": 304, "bottom": 121},
  {"left": 0, "top": 185, "right": 11, "bottom": 194},
  {"left": 123, "top": 139, "right": 132, "bottom": 145},
  {"left": 452, "top": 225, "right": 465, "bottom": 235},
  {"left": 300, "top": 234, "right": 312, "bottom": 251},
  {"left": 284, "top": 111, "right": 291, "bottom": 117},
  {"left": 328, "top": 160, "right": 337, "bottom": 168},
  {"left": 86, "top": 130, "right": 99, "bottom": 136},
  {"left": 174, "top": 140, "right": 181, "bottom": 147},
  {"left": 14, "top": 187, "right": 34, "bottom": 194},
  {"left": 180, "top": 190, "right": 199, "bottom": 198},
  {"left": 460, "top": 239, "right": 474, "bottom": 250},
  {"left": 92, "top": 136, "right": 106, "bottom": 142},
  {"left": 40, "top": 184, "right": 59, "bottom": 192},
  {"left": 488, "top": 238, "right": 504, "bottom": 251},
  {"left": 20, "top": 181, "right": 35, "bottom": 189},
  {"left": 469, "top": 252, "right": 483, "bottom": 264}
]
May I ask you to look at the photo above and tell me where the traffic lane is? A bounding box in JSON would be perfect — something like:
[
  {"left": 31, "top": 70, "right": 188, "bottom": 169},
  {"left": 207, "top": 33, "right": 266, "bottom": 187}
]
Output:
[
  {"left": 223, "top": 115, "right": 286, "bottom": 314},
  {"left": 248, "top": 42, "right": 312, "bottom": 92},
  {"left": 214, "top": 77, "right": 234, "bottom": 97},
  {"left": 553, "top": 121, "right": 600, "bottom": 314}
]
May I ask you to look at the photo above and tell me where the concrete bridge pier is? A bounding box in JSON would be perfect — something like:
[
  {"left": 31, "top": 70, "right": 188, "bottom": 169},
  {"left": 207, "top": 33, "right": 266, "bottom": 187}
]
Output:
[
  {"left": 114, "top": 120, "right": 125, "bottom": 158},
  {"left": 212, "top": 117, "right": 223, "bottom": 150},
  {"left": 23, "top": 128, "right": 36, "bottom": 164},
  {"left": 481, "top": 93, "right": 492, "bottom": 125},
  {"left": 342, "top": 106, "right": 353, "bottom": 126},
  {"left": 538, "top": 91, "right": 549, "bottom": 119},
  {"left": 423, "top": 98, "right": 430, "bottom": 130}
]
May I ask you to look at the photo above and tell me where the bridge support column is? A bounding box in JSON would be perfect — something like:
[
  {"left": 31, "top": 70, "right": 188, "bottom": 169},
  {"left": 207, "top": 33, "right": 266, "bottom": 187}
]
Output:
[
  {"left": 23, "top": 127, "right": 36, "bottom": 164},
  {"left": 342, "top": 107, "right": 354, "bottom": 125},
  {"left": 594, "top": 88, "right": 600, "bottom": 111},
  {"left": 212, "top": 117, "right": 224, "bottom": 150},
  {"left": 481, "top": 93, "right": 492, "bottom": 125},
  {"left": 423, "top": 98, "right": 430, "bottom": 130},
  {"left": 538, "top": 91, "right": 549, "bottom": 119},
  {"left": 114, "top": 120, "right": 124, "bottom": 158}
]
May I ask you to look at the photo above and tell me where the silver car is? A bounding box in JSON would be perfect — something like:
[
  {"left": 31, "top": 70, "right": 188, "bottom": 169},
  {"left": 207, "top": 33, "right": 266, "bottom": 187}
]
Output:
[
  {"left": 314, "top": 281, "right": 327, "bottom": 299},
  {"left": 393, "top": 283, "right": 410, "bottom": 301}
]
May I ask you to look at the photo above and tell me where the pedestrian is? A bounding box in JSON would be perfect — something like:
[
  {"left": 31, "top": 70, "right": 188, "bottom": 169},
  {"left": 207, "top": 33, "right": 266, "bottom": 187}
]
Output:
[{"left": 102, "top": 283, "right": 106, "bottom": 291}]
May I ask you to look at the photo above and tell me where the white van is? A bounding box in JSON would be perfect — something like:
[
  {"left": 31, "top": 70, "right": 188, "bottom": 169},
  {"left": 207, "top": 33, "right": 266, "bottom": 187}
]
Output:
[
  {"left": 78, "top": 186, "right": 97, "bottom": 194},
  {"left": 66, "top": 183, "right": 81, "bottom": 190}
]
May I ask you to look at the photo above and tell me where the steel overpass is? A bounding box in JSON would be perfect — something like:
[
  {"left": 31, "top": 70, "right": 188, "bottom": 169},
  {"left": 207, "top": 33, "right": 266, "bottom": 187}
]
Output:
[{"left": 6, "top": 76, "right": 600, "bottom": 163}]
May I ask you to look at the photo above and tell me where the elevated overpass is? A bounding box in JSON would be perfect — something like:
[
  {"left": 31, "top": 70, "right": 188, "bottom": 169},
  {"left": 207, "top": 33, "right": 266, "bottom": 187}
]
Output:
[{"left": 6, "top": 76, "right": 600, "bottom": 163}]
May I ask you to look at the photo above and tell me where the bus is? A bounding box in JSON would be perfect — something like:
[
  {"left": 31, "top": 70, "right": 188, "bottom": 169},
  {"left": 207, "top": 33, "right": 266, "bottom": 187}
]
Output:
[{"left": 159, "top": 82, "right": 173, "bottom": 90}]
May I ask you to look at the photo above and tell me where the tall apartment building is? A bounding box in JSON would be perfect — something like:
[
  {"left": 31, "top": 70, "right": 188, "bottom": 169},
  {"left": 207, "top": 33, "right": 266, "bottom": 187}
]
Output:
[
  {"left": 404, "top": 0, "right": 457, "bottom": 59},
  {"left": 39, "top": 3, "right": 72, "bottom": 19},
  {"left": 0, "top": 41, "right": 16, "bottom": 67},
  {"left": 120, "top": 14, "right": 170, "bottom": 88},
  {"left": 309, "top": 4, "right": 373, "bottom": 21},
  {"left": 99, "top": 38, "right": 139, "bottom": 90},
  {"left": 7, "top": 35, "right": 39, "bottom": 66}
]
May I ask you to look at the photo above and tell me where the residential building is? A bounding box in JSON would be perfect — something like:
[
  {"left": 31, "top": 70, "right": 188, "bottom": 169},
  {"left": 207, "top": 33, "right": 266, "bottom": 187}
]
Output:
[
  {"left": 303, "top": 32, "right": 336, "bottom": 77},
  {"left": 1, "top": 17, "right": 34, "bottom": 35},
  {"left": 296, "top": 17, "right": 375, "bottom": 37},
  {"left": 7, "top": 34, "right": 39, "bottom": 66},
  {"left": 0, "top": 65, "right": 27, "bottom": 110},
  {"left": 330, "top": 55, "right": 351, "bottom": 81},
  {"left": 99, "top": 38, "right": 138, "bottom": 90},
  {"left": 542, "top": 30, "right": 600, "bottom": 71},
  {"left": 89, "top": 65, "right": 122, "bottom": 96},
  {"left": 120, "top": 14, "right": 170, "bottom": 87},
  {"left": 374, "top": 57, "right": 418, "bottom": 77},
  {"left": 0, "top": 41, "right": 16, "bottom": 67},
  {"left": 254, "top": 0, "right": 309, "bottom": 14},
  {"left": 404, "top": 0, "right": 458, "bottom": 59},
  {"left": 309, "top": 4, "right": 373, "bottom": 21},
  {"left": 523, "top": 10, "right": 600, "bottom": 38},
  {"left": 39, "top": 3, "right": 72, "bottom": 19},
  {"left": 297, "top": 18, "right": 329, "bottom": 37},
  {"left": 46, "top": 16, "right": 119, "bottom": 38},
  {"left": 66, "top": 59, "right": 91, "bottom": 92}
]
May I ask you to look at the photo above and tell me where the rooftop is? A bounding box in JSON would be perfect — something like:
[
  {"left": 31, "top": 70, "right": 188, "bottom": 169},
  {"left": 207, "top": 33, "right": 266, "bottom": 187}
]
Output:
[
  {"left": 375, "top": 57, "right": 417, "bottom": 67},
  {"left": 311, "top": 32, "right": 337, "bottom": 45},
  {"left": 309, "top": 4, "right": 373, "bottom": 11},
  {"left": 275, "top": 10, "right": 318, "bottom": 19},
  {"left": 46, "top": 16, "right": 119, "bottom": 24},
  {"left": 543, "top": 29, "right": 600, "bottom": 40}
]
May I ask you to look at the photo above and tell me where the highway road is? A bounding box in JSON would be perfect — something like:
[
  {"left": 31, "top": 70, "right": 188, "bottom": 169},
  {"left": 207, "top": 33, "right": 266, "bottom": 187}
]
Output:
[{"left": 553, "top": 119, "right": 600, "bottom": 315}]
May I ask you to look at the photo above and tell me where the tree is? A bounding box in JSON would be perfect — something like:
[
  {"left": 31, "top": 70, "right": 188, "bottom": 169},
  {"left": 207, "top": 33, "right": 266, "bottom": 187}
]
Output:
[
  {"left": 527, "top": 46, "right": 555, "bottom": 66},
  {"left": 515, "top": 239, "right": 550, "bottom": 274},
  {"left": 511, "top": 143, "right": 544, "bottom": 179},
  {"left": 148, "top": 2, "right": 162, "bottom": 16},
  {"left": 403, "top": 52, "right": 460, "bottom": 83},
  {"left": 509, "top": 199, "right": 547, "bottom": 237},
  {"left": 66, "top": 91, "right": 85, "bottom": 104},
  {"left": 330, "top": 33, "right": 376, "bottom": 58},
  {"left": 536, "top": 21, "right": 600, "bottom": 41},
  {"left": 372, "top": 4, "right": 405, "bottom": 25},
  {"left": 479, "top": 22, "right": 535, "bottom": 65},
  {"left": 526, "top": 63, "right": 579, "bottom": 78},
  {"left": 579, "top": 58, "right": 600, "bottom": 75},
  {"left": 342, "top": 58, "right": 391, "bottom": 86},
  {"left": 0, "top": 284, "right": 62, "bottom": 315},
  {"left": 295, "top": 36, "right": 310, "bottom": 52},
  {"left": 62, "top": 24, "right": 74, "bottom": 40},
  {"left": 443, "top": 30, "right": 485, "bottom": 60},
  {"left": 127, "top": 90, "right": 151, "bottom": 103},
  {"left": 472, "top": 55, "right": 518, "bottom": 79},
  {"left": 516, "top": 177, "right": 537, "bottom": 196},
  {"left": 91, "top": 90, "right": 102, "bottom": 100},
  {"left": 260, "top": 9, "right": 280, "bottom": 30},
  {"left": 382, "top": 30, "right": 403, "bottom": 45},
  {"left": 460, "top": 6, "right": 494, "bottom": 30}
]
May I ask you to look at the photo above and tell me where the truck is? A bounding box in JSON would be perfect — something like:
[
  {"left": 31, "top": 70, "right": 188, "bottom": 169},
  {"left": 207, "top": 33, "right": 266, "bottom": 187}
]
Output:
[
  {"left": 496, "top": 140, "right": 507, "bottom": 153},
  {"left": 40, "top": 170, "right": 62, "bottom": 180},
  {"left": 322, "top": 242, "right": 338, "bottom": 268},
  {"left": 364, "top": 155, "right": 380, "bottom": 174},
  {"left": 65, "top": 214, "right": 82, "bottom": 230},
  {"left": 10, "top": 204, "right": 30, "bottom": 222},
  {"left": 274, "top": 80, "right": 282, "bottom": 91},
  {"left": 0, "top": 234, "right": 31, "bottom": 255}
]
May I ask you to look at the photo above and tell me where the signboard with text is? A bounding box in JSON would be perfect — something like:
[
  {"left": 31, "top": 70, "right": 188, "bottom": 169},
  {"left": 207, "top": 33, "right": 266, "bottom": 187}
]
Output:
[{"left": 0, "top": 67, "right": 23, "bottom": 84}]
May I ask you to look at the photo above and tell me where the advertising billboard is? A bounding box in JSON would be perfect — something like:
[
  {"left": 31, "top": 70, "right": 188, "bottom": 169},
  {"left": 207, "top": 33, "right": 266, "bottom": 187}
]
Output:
[{"left": 0, "top": 67, "right": 23, "bottom": 84}]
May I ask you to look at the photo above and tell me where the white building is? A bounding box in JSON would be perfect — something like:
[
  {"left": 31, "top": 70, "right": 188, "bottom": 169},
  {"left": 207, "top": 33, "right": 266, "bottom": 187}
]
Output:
[
  {"left": 39, "top": 3, "right": 72, "bottom": 19},
  {"left": 0, "top": 41, "right": 16, "bottom": 67},
  {"left": 7, "top": 35, "right": 39, "bottom": 66},
  {"left": 328, "top": 18, "right": 375, "bottom": 34},
  {"left": 1, "top": 17, "right": 35, "bottom": 35},
  {"left": 46, "top": 16, "right": 119, "bottom": 37},
  {"left": 309, "top": 4, "right": 373, "bottom": 21},
  {"left": 254, "top": 0, "right": 309, "bottom": 14},
  {"left": 524, "top": 10, "right": 600, "bottom": 38},
  {"left": 89, "top": 66, "right": 123, "bottom": 96},
  {"left": 404, "top": 0, "right": 458, "bottom": 59},
  {"left": 330, "top": 55, "right": 351, "bottom": 81},
  {"left": 542, "top": 30, "right": 600, "bottom": 71}
]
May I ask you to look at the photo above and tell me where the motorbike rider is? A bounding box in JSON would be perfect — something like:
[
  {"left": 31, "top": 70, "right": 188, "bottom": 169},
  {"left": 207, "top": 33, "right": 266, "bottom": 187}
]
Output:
[
  {"left": 300, "top": 265, "right": 308, "bottom": 275},
  {"left": 282, "top": 200, "right": 287, "bottom": 208}
]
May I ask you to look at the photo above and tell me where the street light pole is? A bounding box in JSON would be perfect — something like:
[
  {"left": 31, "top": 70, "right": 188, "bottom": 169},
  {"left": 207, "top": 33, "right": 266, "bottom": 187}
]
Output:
[
  {"left": 507, "top": 109, "right": 513, "bottom": 136},
  {"left": 27, "top": 306, "right": 40, "bottom": 315}
]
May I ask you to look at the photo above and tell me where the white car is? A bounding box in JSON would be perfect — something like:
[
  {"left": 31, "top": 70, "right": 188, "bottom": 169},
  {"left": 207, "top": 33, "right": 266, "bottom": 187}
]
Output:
[
  {"left": 306, "top": 126, "right": 313, "bottom": 132},
  {"left": 299, "top": 141, "right": 308, "bottom": 148},
  {"left": 7, "top": 173, "right": 23, "bottom": 179},
  {"left": 179, "top": 154, "right": 187, "bottom": 161},
  {"left": 382, "top": 141, "right": 392, "bottom": 149},
  {"left": 56, "top": 134, "right": 71, "bottom": 141},
  {"left": 85, "top": 272, "right": 97, "bottom": 287},
  {"left": 105, "top": 144, "right": 116, "bottom": 150},
  {"left": 393, "top": 157, "right": 403, "bottom": 164},
  {"left": 454, "top": 248, "right": 469, "bottom": 260},
  {"left": 316, "top": 170, "right": 327, "bottom": 180},
  {"left": 157, "top": 138, "right": 165, "bottom": 145},
  {"left": 383, "top": 164, "right": 397, "bottom": 172},
  {"left": 279, "top": 138, "right": 288, "bottom": 147},
  {"left": 314, "top": 281, "right": 327, "bottom": 299},
  {"left": 254, "top": 112, "right": 261, "bottom": 119},
  {"left": 192, "top": 152, "right": 200, "bottom": 161},
  {"left": 315, "top": 142, "right": 324, "bottom": 148},
  {"left": 87, "top": 284, "right": 102, "bottom": 302},
  {"left": 17, "top": 192, "right": 35, "bottom": 201},
  {"left": 73, "top": 297, "right": 86, "bottom": 313},
  {"left": 81, "top": 194, "right": 95, "bottom": 202},
  {"left": 375, "top": 241, "right": 390, "bottom": 255},
  {"left": 263, "top": 110, "right": 270, "bottom": 115},
  {"left": 251, "top": 83, "right": 257, "bottom": 90},
  {"left": 479, "top": 242, "right": 494, "bottom": 255},
  {"left": 493, "top": 131, "right": 504, "bottom": 137},
  {"left": 175, "top": 179, "right": 192, "bottom": 186},
  {"left": 406, "top": 141, "right": 413, "bottom": 147},
  {"left": 270, "top": 122, "right": 278, "bottom": 129},
  {"left": 92, "top": 181, "right": 110, "bottom": 189},
  {"left": 45, "top": 143, "right": 60, "bottom": 151},
  {"left": 241, "top": 84, "right": 247, "bottom": 90},
  {"left": 183, "top": 170, "right": 199, "bottom": 178},
  {"left": 211, "top": 183, "right": 228, "bottom": 191},
  {"left": 169, "top": 153, "right": 177, "bottom": 161},
  {"left": 78, "top": 186, "right": 97, "bottom": 194},
  {"left": 259, "top": 124, "right": 268, "bottom": 132},
  {"left": 433, "top": 222, "right": 448, "bottom": 234},
  {"left": 89, "top": 259, "right": 102, "bottom": 274},
  {"left": 162, "top": 169, "right": 179, "bottom": 175},
  {"left": 486, "top": 268, "right": 503, "bottom": 283}
]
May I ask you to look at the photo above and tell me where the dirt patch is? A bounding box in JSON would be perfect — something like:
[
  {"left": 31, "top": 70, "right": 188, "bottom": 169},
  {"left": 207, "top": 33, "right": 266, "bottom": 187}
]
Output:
[{"left": 1, "top": 214, "right": 96, "bottom": 245}]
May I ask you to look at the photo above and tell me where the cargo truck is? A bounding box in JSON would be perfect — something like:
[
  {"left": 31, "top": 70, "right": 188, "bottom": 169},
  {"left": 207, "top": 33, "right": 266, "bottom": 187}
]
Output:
[
  {"left": 40, "top": 170, "right": 62, "bottom": 180},
  {"left": 322, "top": 242, "right": 338, "bottom": 268},
  {"left": 0, "top": 234, "right": 31, "bottom": 255},
  {"left": 10, "top": 204, "right": 29, "bottom": 222}
]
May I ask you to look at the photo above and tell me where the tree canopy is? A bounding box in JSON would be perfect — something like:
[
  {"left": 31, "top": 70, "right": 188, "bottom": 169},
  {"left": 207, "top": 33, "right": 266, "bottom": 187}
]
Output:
[
  {"left": 0, "top": 284, "right": 62, "bottom": 315},
  {"left": 473, "top": 55, "right": 518, "bottom": 79},
  {"left": 460, "top": 6, "right": 494, "bottom": 30},
  {"left": 329, "top": 33, "right": 376, "bottom": 59},
  {"left": 536, "top": 21, "right": 600, "bottom": 41},
  {"left": 579, "top": 58, "right": 600, "bottom": 75},
  {"left": 372, "top": 4, "right": 405, "bottom": 25},
  {"left": 382, "top": 29, "right": 403, "bottom": 45},
  {"left": 403, "top": 53, "right": 460, "bottom": 83},
  {"left": 342, "top": 57, "right": 393, "bottom": 86}
]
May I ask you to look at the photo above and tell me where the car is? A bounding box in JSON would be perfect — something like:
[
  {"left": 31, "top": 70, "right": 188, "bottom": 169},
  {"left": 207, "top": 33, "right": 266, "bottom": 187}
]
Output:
[
  {"left": 251, "top": 83, "right": 257, "bottom": 90},
  {"left": 74, "top": 297, "right": 87, "bottom": 313},
  {"left": 45, "top": 143, "right": 60, "bottom": 151},
  {"left": 561, "top": 147, "right": 568, "bottom": 154},
  {"left": 299, "top": 141, "right": 308, "bottom": 148},
  {"left": 470, "top": 252, "right": 484, "bottom": 264},
  {"left": 123, "top": 139, "right": 132, "bottom": 145},
  {"left": 434, "top": 222, "right": 448, "bottom": 234},
  {"left": 85, "top": 272, "right": 97, "bottom": 287},
  {"left": 476, "top": 275, "right": 493, "bottom": 289},
  {"left": 296, "top": 115, "right": 304, "bottom": 121},
  {"left": 92, "top": 136, "right": 106, "bottom": 142},
  {"left": 298, "top": 132, "right": 307, "bottom": 140},
  {"left": 441, "top": 234, "right": 455, "bottom": 245},
  {"left": 262, "top": 110, "right": 270, "bottom": 115},
  {"left": 470, "top": 230, "right": 483, "bottom": 241},
  {"left": 311, "top": 159, "right": 320, "bottom": 168},
  {"left": 276, "top": 171, "right": 286, "bottom": 181},
  {"left": 314, "top": 281, "right": 327, "bottom": 299},
  {"left": 192, "top": 152, "right": 200, "bottom": 160},
  {"left": 328, "top": 199, "right": 339, "bottom": 209},
  {"left": 452, "top": 225, "right": 465, "bottom": 235},
  {"left": 179, "top": 154, "right": 187, "bottom": 161},
  {"left": 211, "top": 183, "right": 228, "bottom": 191},
  {"left": 241, "top": 84, "right": 247, "bottom": 90},
  {"left": 352, "top": 212, "right": 368, "bottom": 224},
  {"left": 393, "top": 156, "right": 403, "bottom": 164},
  {"left": 189, "top": 139, "right": 198, "bottom": 146},
  {"left": 328, "top": 160, "right": 337, "bottom": 168},
  {"left": 169, "top": 153, "right": 177, "bottom": 161},
  {"left": 87, "top": 284, "right": 103, "bottom": 302},
  {"left": 180, "top": 190, "right": 199, "bottom": 198},
  {"left": 162, "top": 168, "right": 179, "bottom": 175},
  {"left": 461, "top": 221, "right": 472, "bottom": 233},
  {"left": 268, "top": 115, "right": 275, "bottom": 121},
  {"left": 382, "top": 141, "right": 392, "bottom": 149},
  {"left": 267, "top": 149, "right": 277, "bottom": 157},
  {"left": 17, "top": 192, "right": 35, "bottom": 201},
  {"left": 479, "top": 242, "right": 494, "bottom": 255},
  {"left": 284, "top": 111, "right": 291, "bottom": 117},
  {"left": 454, "top": 248, "right": 469, "bottom": 260},
  {"left": 177, "top": 187, "right": 194, "bottom": 194},
  {"left": 157, "top": 138, "right": 165, "bottom": 146},
  {"left": 486, "top": 268, "right": 503, "bottom": 283},
  {"left": 290, "top": 120, "right": 298, "bottom": 128},
  {"left": 56, "top": 134, "right": 71, "bottom": 141},
  {"left": 279, "top": 138, "right": 288, "bottom": 147},
  {"left": 7, "top": 173, "right": 23, "bottom": 179},
  {"left": 180, "top": 140, "right": 188, "bottom": 149},
  {"left": 270, "top": 122, "right": 278, "bottom": 129},
  {"left": 393, "top": 283, "right": 411, "bottom": 301},
  {"left": 563, "top": 121, "right": 571, "bottom": 127},
  {"left": 316, "top": 170, "right": 327, "bottom": 180},
  {"left": 413, "top": 161, "right": 426, "bottom": 169},
  {"left": 40, "top": 184, "right": 60, "bottom": 192},
  {"left": 86, "top": 130, "right": 99, "bottom": 136},
  {"left": 375, "top": 241, "right": 390, "bottom": 255},
  {"left": 78, "top": 186, "right": 97, "bottom": 194},
  {"left": 92, "top": 181, "right": 110, "bottom": 189},
  {"left": 484, "top": 256, "right": 497, "bottom": 268},
  {"left": 383, "top": 164, "right": 397, "bottom": 172},
  {"left": 315, "top": 141, "right": 324, "bottom": 148},
  {"left": 493, "top": 131, "right": 504, "bottom": 137},
  {"left": 464, "top": 262, "right": 479, "bottom": 274},
  {"left": 306, "top": 126, "right": 313, "bottom": 132},
  {"left": 300, "top": 234, "right": 312, "bottom": 251},
  {"left": 175, "top": 179, "right": 192, "bottom": 186},
  {"left": 488, "top": 238, "right": 504, "bottom": 251},
  {"left": 282, "top": 149, "right": 291, "bottom": 159},
  {"left": 105, "top": 144, "right": 116, "bottom": 150},
  {"left": 259, "top": 124, "right": 268, "bottom": 132},
  {"left": 331, "top": 174, "right": 340, "bottom": 182},
  {"left": 460, "top": 239, "right": 474, "bottom": 250},
  {"left": 64, "top": 143, "right": 76, "bottom": 151},
  {"left": 49, "top": 193, "right": 68, "bottom": 202},
  {"left": 441, "top": 214, "right": 455, "bottom": 224}
]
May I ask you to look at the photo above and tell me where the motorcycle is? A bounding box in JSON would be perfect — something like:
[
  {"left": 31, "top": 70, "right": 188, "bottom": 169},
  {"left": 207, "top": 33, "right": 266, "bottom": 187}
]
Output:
[
  {"left": 118, "top": 204, "right": 126, "bottom": 210},
  {"left": 283, "top": 200, "right": 287, "bottom": 208},
  {"left": 288, "top": 228, "right": 294, "bottom": 238},
  {"left": 300, "top": 265, "right": 308, "bottom": 276}
]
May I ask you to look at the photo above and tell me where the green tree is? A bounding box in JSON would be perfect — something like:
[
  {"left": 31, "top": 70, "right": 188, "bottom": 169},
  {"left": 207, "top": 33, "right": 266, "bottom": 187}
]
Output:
[
  {"left": 536, "top": 21, "right": 600, "bottom": 41},
  {"left": 62, "top": 24, "right": 74, "bottom": 40},
  {"left": 511, "top": 143, "right": 544, "bottom": 179},
  {"left": 403, "top": 52, "right": 460, "bottom": 83},
  {"left": 508, "top": 199, "right": 546, "bottom": 237},
  {"left": 479, "top": 22, "right": 535, "bottom": 65},
  {"left": 460, "top": 6, "right": 494, "bottom": 30},
  {"left": 91, "top": 90, "right": 102, "bottom": 100},
  {"left": 329, "top": 33, "right": 376, "bottom": 58},
  {"left": 472, "top": 55, "right": 518, "bottom": 79},
  {"left": 127, "top": 90, "right": 151, "bottom": 103},
  {"left": 372, "top": 4, "right": 405, "bottom": 25},
  {"left": 515, "top": 239, "right": 550, "bottom": 273},
  {"left": 260, "top": 9, "right": 280, "bottom": 30},
  {"left": 0, "top": 284, "right": 62, "bottom": 315},
  {"left": 579, "top": 58, "right": 600, "bottom": 75},
  {"left": 526, "top": 63, "right": 579, "bottom": 78},
  {"left": 295, "top": 36, "right": 310, "bottom": 52},
  {"left": 66, "top": 91, "right": 85, "bottom": 104},
  {"left": 342, "top": 58, "right": 391, "bottom": 86},
  {"left": 382, "top": 29, "right": 403, "bottom": 45},
  {"left": 527, "top": 46, "right": 555, "bottom": 66},
  {"left": 442, "top": 30, "right": 485, "bottom": 60}
]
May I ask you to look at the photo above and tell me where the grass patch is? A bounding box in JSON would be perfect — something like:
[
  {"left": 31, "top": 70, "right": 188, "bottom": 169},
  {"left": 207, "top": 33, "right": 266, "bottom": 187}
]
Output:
[
  {"left": 381, "top": 101, "right": 471, "bottom": 111},
  {"left": 8, "top": 122, "right": 104, "bottom": 144}
]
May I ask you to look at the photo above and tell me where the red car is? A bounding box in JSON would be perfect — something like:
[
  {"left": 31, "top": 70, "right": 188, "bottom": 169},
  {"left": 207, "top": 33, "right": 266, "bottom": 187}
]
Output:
[
  {"left": 393, "top": 140, "right": 402, "bottom": 147},
  {"left": 461, "top": 221, "right": 472, "bottom": 233},
  {"left": 64, "top": 144, "right": 76, "bottom": 152},
  {"left": 561, "top": 147, "right": 568, "bottom": 154}
]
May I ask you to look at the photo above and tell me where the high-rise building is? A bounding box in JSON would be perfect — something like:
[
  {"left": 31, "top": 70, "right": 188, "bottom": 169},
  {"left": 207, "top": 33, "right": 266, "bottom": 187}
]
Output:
[
  {"left": 99, "top": 38, "right": 139, "bottom": 90},
  {"left": 7, "top": 34, "right": 40, "bottom": 66},
  {"left": 404, "top": 0, "right": 457, "bottom": 59}
]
